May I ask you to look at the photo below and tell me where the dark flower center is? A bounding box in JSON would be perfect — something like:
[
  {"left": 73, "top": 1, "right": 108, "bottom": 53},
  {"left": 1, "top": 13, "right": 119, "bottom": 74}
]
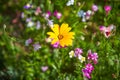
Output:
[{"left": 58, "top": 34, "right": 63, "bottom": 40}]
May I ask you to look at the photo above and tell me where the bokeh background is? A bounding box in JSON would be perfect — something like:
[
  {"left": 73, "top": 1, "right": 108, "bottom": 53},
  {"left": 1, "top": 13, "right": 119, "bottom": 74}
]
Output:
[{"left": 0, "top": 0, "right": 120, "bottom": 80}]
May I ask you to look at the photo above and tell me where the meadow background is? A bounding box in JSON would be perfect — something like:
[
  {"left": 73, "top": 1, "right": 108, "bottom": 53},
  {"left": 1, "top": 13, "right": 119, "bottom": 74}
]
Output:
[{"left": 0, "top": 0, "right": 120, "bottom": 80}]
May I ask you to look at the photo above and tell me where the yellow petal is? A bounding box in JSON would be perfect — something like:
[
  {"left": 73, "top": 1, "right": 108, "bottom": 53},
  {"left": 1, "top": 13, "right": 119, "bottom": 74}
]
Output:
[
  {"left": 51, "top": 24, "right": 59, "bottom": 36},
  {"left": 60, "top": 23, "right": 69, "bottom": 34},
  {"left": 47, "top": 32, "right": 58, "bottom": 39},
  {"left": 51, "top": 38, "right": 59, "bottom": 44},
  {"left": 63, "top": 32, "right": 75, "bottom": 39}
]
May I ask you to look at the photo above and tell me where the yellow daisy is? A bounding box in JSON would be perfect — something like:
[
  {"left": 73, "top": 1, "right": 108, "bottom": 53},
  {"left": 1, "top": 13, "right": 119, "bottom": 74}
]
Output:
[{"left": 47, "top": 23, "right": 75, "bottom": 47}]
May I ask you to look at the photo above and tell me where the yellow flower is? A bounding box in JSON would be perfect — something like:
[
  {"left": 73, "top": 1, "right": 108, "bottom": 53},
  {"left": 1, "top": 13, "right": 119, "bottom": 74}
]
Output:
[{"left": 47, "top": 23, "right": 75, "bottom": 47}]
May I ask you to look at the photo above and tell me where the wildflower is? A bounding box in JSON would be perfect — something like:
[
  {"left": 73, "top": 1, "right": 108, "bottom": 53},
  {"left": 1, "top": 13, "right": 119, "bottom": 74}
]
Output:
[
  {"left": 86, "top": 10, "right": 92, "bottom": 20},
  {"left": 82, "top": 63, "right": 94, "bottom": 79},
  {"left": 78, "top": 55, "right": 85, "bottom": 63},
  {"left": 74, "top": 48, "right": 83, "bottom": 57},
  {"left": 36, "top": 21, "right": 41, "bottom": 29},
  {"left": 47, "top": 19, "right": 54, "bottom": 28},
  {"left": 27, "top": 21, "right": 34, "bottom": 27},
  {"left": 104, "top": 5, "right": 111, "bottom": 15},
  {"left": 45, "top": 38, "right": 52, "bottom": 43},
  {"left": 54, "top": 10, "right": 62, "bottom": 19},
  {"left": 85, "top": 63, "right": 94, "bottom": 73},
  {"left": 21, "top": 12, "right": 24, "bottom": 18},
  {"left": 52, "top": 42, "right": 59, "bottom": 48},
  {"left": 66, "top": 0, "right": 74, "bottom": 6},
  {"left": 47, "top": 23, "right": 75, "bottom": 47},
  {"left": 92, "top": 4, "right": 98, "bottom": 12},
  {"left": 26, "top": 18, "right": 32, "bottom": 22},
  {"left": 99, "top": 25, "right": 116, "bottom": 38},
  {"left": 78, "top": 10, "right": 86, "bottom": 22},
  {"left": 41, "top": 66, "right": 48, "bottom": 72},
  {"left": 44, "top": 11, "right": 51, "bottom": 19},
  {"left": 25, "top": 38, "right": 32, "bottom": 46},
  {"left": 82, "top": 68, "right": 91, "bottom": 79},
  {"left": 24, "top": 3, "right": 32, "bottom": 9},
  {"left": 33, "top": 43, "right": 41, "bottom": 51},
  {"left": 78, "top": 10, "right": 85, "bottom": 18},
  {"left": 88, "top": 50, "right": 98, "bottom": 64},
  {"left": 69, "top": 50, "right": 74, "bottom": 58},
  {"left": 35, "top": 7, "right": 41, "bottom": 15}
]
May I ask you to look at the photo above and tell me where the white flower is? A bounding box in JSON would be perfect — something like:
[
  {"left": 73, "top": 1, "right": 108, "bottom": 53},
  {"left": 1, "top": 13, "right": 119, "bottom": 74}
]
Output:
[
  {"left": 78, "top": 55, "right": 85, "bottom": 63},
  {"left": 66, "top": 0, "right": 74, "bottom": 6},
  {"left": 27, "top": 21, "right": 34, "bottom": 27},
  {"left": 69, "top": 50, "right": 74, "bottom": 58}
]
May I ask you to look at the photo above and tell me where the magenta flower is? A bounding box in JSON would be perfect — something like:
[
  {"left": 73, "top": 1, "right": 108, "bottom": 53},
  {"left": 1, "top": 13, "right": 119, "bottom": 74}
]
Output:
[
  {"left": 54, "top": 10, "right": 62, "bottom": 19},
  {"left": 88, "top": 50, "right": 98, "bottom": 64},
  {"left": 82, "top": 64, "right": 94, "bottom": 79},
  {"left": 25, "top": 38, "right": 32, "bottom": 46},
  {"left": 52, "top": 42, "right": 59, "bottom": 48},
  {"left": 74, "top": 48, "right": 83, "bottom": 57},
  {"left": 43, "top": 11, "right": 51, "bottom": 19},
  {"left": 85, "top": 63, "right": 94, "bottom": 73},
  {"left": 82, "top": 68, "right": 91, "bottom": 79},
  {"left": 104, "top": 5, "right": 111, "bottom": 15},
  {"left": 41, "top": 66, "right": 48, "bottom": 72},
  {"left": 92, "top": 4, "right": 98, "bottom": 12}
]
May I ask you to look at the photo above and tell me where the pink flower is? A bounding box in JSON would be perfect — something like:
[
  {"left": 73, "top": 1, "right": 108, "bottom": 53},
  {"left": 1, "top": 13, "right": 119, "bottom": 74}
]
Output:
[
  {"left": 41, "top": 66, "right": 48, "bottom": 72},
  {"left": 74, "top": 48, "right": 83, "bottom": 57},
  {"left": 82, "top": 63, "right": 94, "bottom": 79},
  {"left": 52, "top": 42, "right": 59, "bottom": 48},
  {"left": 99, "top": 25, "right": 116, "bottom": 38},
  {"left": 88, "top": 50, "right": 98, "bottom": 64},
  {"left": 92, "top": 4, "right": 98, "bottom": 12},
  {"left": 35, "top": 7, "right": 41, "bottom": 15},
  {"left": 54, "top": 10, "right": 62, "bottom": 19},
  {"left": 104, "top": 5, "right": 111, "bottom": 15}
]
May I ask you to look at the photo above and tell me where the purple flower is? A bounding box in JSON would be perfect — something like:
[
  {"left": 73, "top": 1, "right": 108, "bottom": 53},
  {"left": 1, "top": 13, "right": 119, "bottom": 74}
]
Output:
[
  {"left": 26, "top": 18, "right": 32, "bottom": 22},
  {"left": 45, "top": 11, "right": 51, "bottom": 19},
  {"left": 24, "top": 4, "right": 32, "bottom": 9},
  {"left": 104, "top": 5, "right": 111, "bottom": 15},
  {"left": 82, "top": 63, "right": 94, "bottom": 79},
  {"left": 47, "top": 19, "right": 54, "bottom": 28},
  {"left": 54, "top": 10, "right": 62, "bottom": 19},
  {"left": 52, "top": 42, "right": 59, "bottom": 48},
  {"left": 88, "top": 50, "right": 98, "bottom": 64},
  {"left": 41, "top": 66, "right": 48, "bottom": 72},
  {"left": 36, "top": 21, "right": 41, "bottom": 29},
  {"left": 85, "top": 63, "right": 94, "bottom": 73},
  {"left": 74, "top": 48, "right": 83, "bottom": 57},
  {"left": 33, "top": 43, "right": 41, "bottom": 51},
  {"left": 25, "top": 38, "right": 32, "bottom": 46},
  {"left": 82, "top": 68, "right": 91, "bottom": 79},
  {"left": 92, "top": 4, "right": 98, "bottom": 12},
  {"left": 21, "top": 12, "right": 24, "bottom": 18}
]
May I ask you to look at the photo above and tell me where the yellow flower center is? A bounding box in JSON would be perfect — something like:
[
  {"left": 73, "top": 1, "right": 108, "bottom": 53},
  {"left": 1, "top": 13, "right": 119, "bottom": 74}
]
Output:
[{"left": 58, "top": 34, "right": 63, "bottom": 40}]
